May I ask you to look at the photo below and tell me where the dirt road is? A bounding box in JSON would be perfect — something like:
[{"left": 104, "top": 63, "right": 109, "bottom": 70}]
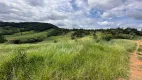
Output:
[{"left": 129, "top": 41, "right": 142, "bottom": 80}]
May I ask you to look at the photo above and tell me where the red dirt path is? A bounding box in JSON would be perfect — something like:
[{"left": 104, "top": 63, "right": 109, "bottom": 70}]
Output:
[{"left": 129, "top": 41, "right": 142, "bottom": 80}]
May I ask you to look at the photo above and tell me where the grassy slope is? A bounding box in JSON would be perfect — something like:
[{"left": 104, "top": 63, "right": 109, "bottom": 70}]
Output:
[
  {"left": 5, "top": 31, "right": 48, "bottom": 40},
  {"left": 0, "top": 31, "right": 136, "bottom": 80}
]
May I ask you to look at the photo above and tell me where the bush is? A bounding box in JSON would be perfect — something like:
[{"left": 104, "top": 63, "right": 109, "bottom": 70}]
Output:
[
  {"left": 54, "top": 40, "right": 57, "bottom": 43},
  {"left": 26, "top": 38, "right": 43, "bottom": 43},
  {"left": 8, "top": 37, "right": 44, "bottom": 44},
  {"left": 114, "top": 33, "right": 135, "bottom": 39},
  {"left": 94, "top": 32, "right": 103, "bottom": 42},
  {"left": 72, "top": 30, "right": 83, "bottom": 38},
  {"left": 94, "top": 32, "right": 112, "bottom": 42},
  {"left": 8, "top": 39, "right": 21, "bottom": 44},
  {"left": 47, "top": 29, "right": 69, "bottom": 37},
  {"left": 0, "top": 34, "right": 6, "bottom": 43},
  {"left": 71, "top": 29, "right": 90, "bottom": 39},
  {"left": 102, "top": 33, "right": 113, "bottom": 41},
  {"left": 71, "top": 36, "right": 75, "bottom": 40},
  {"left": 47, "top": 29, "right": 60, "bottom": 37}
]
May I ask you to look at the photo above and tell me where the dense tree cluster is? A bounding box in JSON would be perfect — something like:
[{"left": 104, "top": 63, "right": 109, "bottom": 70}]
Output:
[
  {"left": 70, "top": 28, "right": 142, "bottom": 41},
  {"left": 94, "top": 28, "right": 141, "bottom": 40},
  {"left": 47, "top": 28, "right": 70, "bottom": 37},
  {"left": 71, "top": 29, "right": 90, "bottom": 39}
]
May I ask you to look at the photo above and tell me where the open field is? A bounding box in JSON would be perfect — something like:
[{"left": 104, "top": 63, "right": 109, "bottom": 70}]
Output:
[
  {"left": 0, "top": 34, "right": 136, "bottom": 80},
  {"left": 0, "top": 25, "right": 140, "bottom": 80},
  {"left": 0, "top": 0, "right": 142, "bottom": 79}
]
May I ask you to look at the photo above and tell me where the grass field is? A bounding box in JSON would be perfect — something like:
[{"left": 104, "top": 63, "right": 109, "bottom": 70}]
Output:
[
  {"left": 5, "top": 31, "right": 47, "bottom": 40},
  {"left": 0, "top": 32, "right": 136, "bottom": 80}
]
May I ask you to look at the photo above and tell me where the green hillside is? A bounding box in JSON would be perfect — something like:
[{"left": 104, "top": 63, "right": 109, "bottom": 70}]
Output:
[
  {"left": 0, "top": 36, "right": 136, "bottom": 80},
  {"left": 0, "top": 22, "right": 141, "bottom": 80}
]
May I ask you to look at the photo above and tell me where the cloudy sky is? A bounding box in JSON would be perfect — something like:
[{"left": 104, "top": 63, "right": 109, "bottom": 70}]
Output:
[{"left": 0, "top": 0, "right": 142, "bottom": 29}]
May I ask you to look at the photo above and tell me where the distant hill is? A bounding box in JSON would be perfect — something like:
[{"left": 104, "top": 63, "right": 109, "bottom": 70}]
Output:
[
  {"left": 1, "top": 21, "right": 142, "bottom": 44},
  {"left": 0, "top": 22, "right": 58, "bottom": 32}
]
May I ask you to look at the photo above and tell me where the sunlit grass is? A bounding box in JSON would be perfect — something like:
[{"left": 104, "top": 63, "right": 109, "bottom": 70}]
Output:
[
  {"left": 5, "top": 31, "right": 48, "bottom": 40},
  {"left": 0, "top": 37, "right": 136, "bottom": 80}
]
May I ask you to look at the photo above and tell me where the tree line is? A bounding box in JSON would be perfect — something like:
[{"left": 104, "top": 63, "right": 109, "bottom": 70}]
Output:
[{"left": 0, "top": 21, "right": 142, "bottom": 43}]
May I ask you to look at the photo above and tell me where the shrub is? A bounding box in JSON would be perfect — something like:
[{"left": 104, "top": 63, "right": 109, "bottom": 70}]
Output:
[
  {"left": 8, "top": 37, "right": 44, "bottom": 44},
  {"left": 47, "top": 29, "right": 69, "bottom": 37},
  {"left": 102, "top": 33, "right": 113, "bottom": 41},
  {"left": 71, "top": 29, "right": 90, "bottom": 39},
  {"left": 72, "top": 30, "right": 83, "bottom": 38},
  {"left": 71, "top": 34, "right": 76, "bottom": 40},
  {"left": 114, "top": 33, "right": 135, "bottom": 39},
  {"left": 94, "top": 32, "right": 103, "bottom": 42},
  {"left": 8, "top": 39, "right": 21, "bottom": 44},
  {"left": 47, "top": 29, "right": 60, "bottom": 37},
  {"left": 54, "top": 40, "right": 57, "bottom": 43},
  {"left": 0, "top": 34, "right": 6, "bottom": 43},
  {"left": 94, "top": 32, "right": 113, "bottom": 42},
  {"left": 26, "top": 37, "right": 43, "bottom": 43}
]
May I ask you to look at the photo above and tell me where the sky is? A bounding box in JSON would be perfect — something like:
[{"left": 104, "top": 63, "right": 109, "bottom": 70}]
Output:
[{"left": 0, "top": 0, "right": 142, "bottom": 29}]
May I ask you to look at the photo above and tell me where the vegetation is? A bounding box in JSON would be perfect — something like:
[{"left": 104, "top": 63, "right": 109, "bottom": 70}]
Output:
[
  {"left": 0, "top": 22, "right": 58, "bottom": 35},
  {"left": 136, "top": 45, "right": 142, "bottom": 61},
  {"left": 0, "top": 21, "right": 140, "bottom": 80},
  {"left": 0, "top": 38, "right": 136, "bottom": 80},
  {"left": 138, "top": 56, "right": 142, "bottom": 61},
  {"left": 0, "top": 34, "right": 6, "bottom": 43},
  {"left": 47, "top": 28, "right": 70, "bottom": 37},
  {"left": 1, "top": 22, "right": 142, "bottom": 44},
  {"left": 5, "top": 31, "right": 47, "bottom": 44},
  {"left": 138, "top": 45, "right": 142, "bottom": 52},
  {"left": 94, "top": 32, "right": 112, "bottom": 42},
  {"left": 71, "top": 29, "right": 90, "bottom": 39},
  {"left": 0, "top": 26, "right": 20, "bottom": 35}
]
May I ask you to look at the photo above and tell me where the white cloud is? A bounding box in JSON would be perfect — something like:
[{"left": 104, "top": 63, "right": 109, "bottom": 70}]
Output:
[
  {"left": 0, "top": 0, "right": 141, "bottom": 29},
  {"left": 97, "top": 21, "right": 114, "bottom": 26},
  {"left": 101, "top": 0, "right": 142, "bottom": 20},
  {"left": 88, "top": 0, "right": 123, "bottom": 10}
]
